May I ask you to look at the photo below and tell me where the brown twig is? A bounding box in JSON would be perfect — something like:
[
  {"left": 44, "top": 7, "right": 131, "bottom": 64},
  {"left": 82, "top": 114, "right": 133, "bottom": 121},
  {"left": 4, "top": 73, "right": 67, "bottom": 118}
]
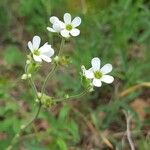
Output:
[{"left": 123, "top": 110, "right": 135, "bottom": 150}]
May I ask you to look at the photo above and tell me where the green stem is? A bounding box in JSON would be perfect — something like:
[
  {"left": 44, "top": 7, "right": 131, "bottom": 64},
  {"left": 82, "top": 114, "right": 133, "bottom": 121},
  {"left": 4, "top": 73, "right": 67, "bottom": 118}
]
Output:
[
  {"left": 6, "top": 64, "right": 41, "bottom": 150},
  {"left": 41, "top": 64, "right": 57, "bottom": 94},
  {"left": 25, "top": 64, "right": 38, "bottom": 97},
  {"left": 6, "top": 102, "right": 42, "bottom": 150},
  {"left": 41, "top": 38, "right": 65, "bottom": 95},
  {"left": 55, "top": 88, "right": 90, "bottom": 102},
  {"left": 58, "top": 38, "right": 65, "bottom": 56}
]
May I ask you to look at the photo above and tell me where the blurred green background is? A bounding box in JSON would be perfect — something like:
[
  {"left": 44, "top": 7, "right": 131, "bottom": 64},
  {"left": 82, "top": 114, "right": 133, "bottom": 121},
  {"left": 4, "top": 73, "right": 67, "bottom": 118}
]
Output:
[{"left": 0, "top": 0, "right": 150, "bottom": 149}]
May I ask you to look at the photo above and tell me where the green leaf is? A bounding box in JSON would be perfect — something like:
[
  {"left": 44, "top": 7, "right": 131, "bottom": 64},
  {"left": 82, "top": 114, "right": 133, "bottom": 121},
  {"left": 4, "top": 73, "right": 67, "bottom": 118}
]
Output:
[{"left": 56, "top": 139, "right": 68, "bottom": 150}]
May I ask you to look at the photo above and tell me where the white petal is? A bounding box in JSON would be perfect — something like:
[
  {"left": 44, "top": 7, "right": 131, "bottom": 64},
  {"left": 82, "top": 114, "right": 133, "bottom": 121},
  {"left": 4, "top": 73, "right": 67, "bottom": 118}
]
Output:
[
  {"left": 59, "top": 21, "right": 65, "bottom": 28},
  {"left": 64, "top": 13, "right": 71, "bottom": 24},
  {"left": 60, "top": 29, "right": 70, "bottom": 38},
  {"left": 33, "top": 55, "right": 42, "bottom": 62},
  {"left": 71, "top": 17, "right": 81, "bottom": 27},
  {"left": 40, "top": 55, "right": 52, "bottom": 63},
  {"left": 92, "top": 79, "right": 102, "bottom": 87},
  {"left": 44, "top": 50, "right": 54, "bottom": 57},
  {"left": 32, "top": 36, "right": 41, "bottom": 50},
  {"left": 85, "top": 69, "right": 94, "bottom": 79},
  {"left": 40, "top": 43, "right": 53, "bottom": 53},
  {"left": 70, "top": 28, "right": 80, "bottom": 36},
  {"left": 101, "top": 75, "right": 114, "bottom": 84},
  {"left": 50, "top": 16, "right": 59, "bottom": 24},
  {"left": 28, "top": 41, "right": 33, "bottom": 52},
  {"left": 53, "top": 23, "right": 62, "bottom": 32},
  {"left": 47, "top": 27, "right": 56, "bottom": 32},
  {"left": 91, "top": 57, "right": 101, "bottom": 71},
  {"left": 100, "top": 64, "right": 113, "bottom": 74}
]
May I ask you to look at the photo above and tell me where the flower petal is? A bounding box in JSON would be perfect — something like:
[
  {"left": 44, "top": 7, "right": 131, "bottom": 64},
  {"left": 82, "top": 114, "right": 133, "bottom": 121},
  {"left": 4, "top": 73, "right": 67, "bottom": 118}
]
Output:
[
  {"left": 33, "top": 55, "right": 42, "bottom": 62},
  {"left": 101, "top": 75, "right": 114, "bottom": 84},
  {"left": 32, "top": 36, "right": 41, "bottom": 50},
  {"left": 72, "top": 17, "right": 81, "bottom": 27},
  {"left": 60, "top": 29, "right": 70, "bottom": 38},
  {"left": 64, "top": 13, "right": 71, "bottom": 24},
  {"left": 53, "top": 23, "right": 63, "bottom": 32},
  {"left": 85, "top": 69, "right": 94, "bottom": 79},
  {"left": 39, "top": 43, "right": 50, "bottom": 52},
  {"left": 100, "top": 64, "right": 113, "bottom": 74},
  {"left": 47, "top": 27, "right": 56, "bottom": 32},
  {"left": 92, "top": 79, "right": 102, "bottom": 87},
  {"left": 91, "top": 57, "right": 101, "bottom": 71},
  {"left": 28, "top": 41, "right": 33, "bottom": 52},
  {"left": 70, "top": 28, "right": 80, "bottom": 36},
  {"left": 50, "top": 16, "right": 59, "bottom": 24},
  {"left": 40, "top": 55, "right": 52, "bottom": 63}
]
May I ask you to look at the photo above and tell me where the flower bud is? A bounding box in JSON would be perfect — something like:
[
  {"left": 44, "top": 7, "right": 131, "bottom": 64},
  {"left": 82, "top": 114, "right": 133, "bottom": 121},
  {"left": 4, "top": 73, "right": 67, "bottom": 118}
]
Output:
[
  {"left": 21, "top": 74, "right": 28, "bottom": 80},
  {"left": 54, "top": 56, "right": 59, "bottom": 63},
  {"left": 27, "top": 74, "right": 32, "bottom": 78},
  {"left": 26, "top": 60, "right": 31, "bottom": 64},
  {"left": 37, "top": 92, "right": 42, "bottom": 99}
]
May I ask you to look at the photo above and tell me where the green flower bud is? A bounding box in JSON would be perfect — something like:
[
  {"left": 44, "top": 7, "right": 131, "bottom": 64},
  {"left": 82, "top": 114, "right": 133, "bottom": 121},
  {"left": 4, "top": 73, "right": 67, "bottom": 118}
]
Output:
[
  {"left": 26, "top": 60, "right": 31, "bottom": 64},
  {"left": 21, "top": 74, "right": 28, "bottom": 80}
]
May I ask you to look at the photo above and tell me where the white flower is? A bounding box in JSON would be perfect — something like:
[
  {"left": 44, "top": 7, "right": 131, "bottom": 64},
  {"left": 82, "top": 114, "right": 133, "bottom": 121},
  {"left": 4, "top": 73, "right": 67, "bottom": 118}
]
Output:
[
  {"left": 47, "top": 16, "right": 65, "bottom": 33},
  {"left": 28, "top": 36, "right": 54, "bottom": 63},
  {"left": 83, "top": 57, "right": 114, "bottom": 87},
  {"left": 47, "top": 13, "right": 81, "bottom": 38},
  {"left": 60, "top": 13, "right": 81, "bottom": 38}
]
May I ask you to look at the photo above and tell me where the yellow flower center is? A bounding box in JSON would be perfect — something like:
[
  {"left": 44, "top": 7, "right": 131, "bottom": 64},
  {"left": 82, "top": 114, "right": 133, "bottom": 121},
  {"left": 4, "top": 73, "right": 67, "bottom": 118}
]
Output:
[
  {"left": 34, "top": 49, "right": 40, "bottom": 56},
  {"left": 66, "top": 24, "right": 73, "bottom": 31},
  {"left": 94, "top": 71, "right": 103, "bottom": 79}
]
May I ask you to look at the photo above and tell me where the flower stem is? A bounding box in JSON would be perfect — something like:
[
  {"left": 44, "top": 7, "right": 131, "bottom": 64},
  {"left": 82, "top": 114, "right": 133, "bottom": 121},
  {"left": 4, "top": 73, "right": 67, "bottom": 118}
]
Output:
[
  {"left": 41, "top": 64, "right": 57, "bottom": 94},
  {"left": 41, "top": 37, "right": 65, "bottom": 95},
  {"left": 25, "top": 64, "right": 38, "bottom": 97},
  {"left": 55, "top": 88, "right": 90, "bottom": 102},
  {"left": 6, "top": 64, "right": 41, "bottom": 150},
  {"left": 58, "top": 37, "right": 65, "bottom": 56},
  {"left": 6, "top": 100, "right": 42, "bottom": 150}
]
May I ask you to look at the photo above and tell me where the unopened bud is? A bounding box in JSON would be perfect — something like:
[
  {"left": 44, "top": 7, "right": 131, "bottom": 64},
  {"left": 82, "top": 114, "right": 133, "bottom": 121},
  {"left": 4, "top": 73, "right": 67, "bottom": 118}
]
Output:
[
  {"left": 54, "top": 56, "right": 59, "bottom": 62},
  {"left": 27, "top": 74, "right": 32, "bottom": 78},
  {"left": 37, "top": 92, "right": 42, "bottom": 99},
  {"left": 21, "top": 74, "right": 28, "bottom": 80},
  {"left": 26, "top": 60, "right": 30, "bottom": 64}
]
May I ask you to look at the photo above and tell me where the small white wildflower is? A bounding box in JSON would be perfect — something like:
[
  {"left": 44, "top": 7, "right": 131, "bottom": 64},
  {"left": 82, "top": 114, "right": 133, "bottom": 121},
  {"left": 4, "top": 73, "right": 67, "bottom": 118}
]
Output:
[
  {"left": 83, "top": 57, "right": 114, "bottom": 87},
  {"left": 28, "top": 36, "right": 54, "bottom": 63},
  {"left": 60, "top": 13, "right": 81, "bottom": 38},
  {"left": 47, "top": 16, "right": 65, "bottom": 33},
  {"left": 47, "top": 13, "right": 81, "bottom": 38}
]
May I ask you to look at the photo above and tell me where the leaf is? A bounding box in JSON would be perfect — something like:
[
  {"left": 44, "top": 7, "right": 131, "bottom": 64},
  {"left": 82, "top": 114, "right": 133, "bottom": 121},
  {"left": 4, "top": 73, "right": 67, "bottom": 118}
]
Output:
[{"left": 56, "top": 138, "right": 67, "bottom": 150}]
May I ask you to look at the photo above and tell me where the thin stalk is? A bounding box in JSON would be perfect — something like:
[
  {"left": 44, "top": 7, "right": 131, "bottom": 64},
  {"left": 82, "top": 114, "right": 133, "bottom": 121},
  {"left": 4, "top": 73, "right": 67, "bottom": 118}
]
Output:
[
  {"left": 41, "top": 38, "right": 65, "bottom": 95},
  {"left": 6, "top": 64, "right": 41, "bottom": 150},
  {"left": 55, "top": 88, "right": 90, "bottom": 102},
  {"left": 41, "top": 64, "right": 57, "bottom": 94},
  {"left": 25, "top": 64, "right": 38, "bottom": 97},
  {"left": 123, "top": 111, "right": 135, "bottom": 150}
]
